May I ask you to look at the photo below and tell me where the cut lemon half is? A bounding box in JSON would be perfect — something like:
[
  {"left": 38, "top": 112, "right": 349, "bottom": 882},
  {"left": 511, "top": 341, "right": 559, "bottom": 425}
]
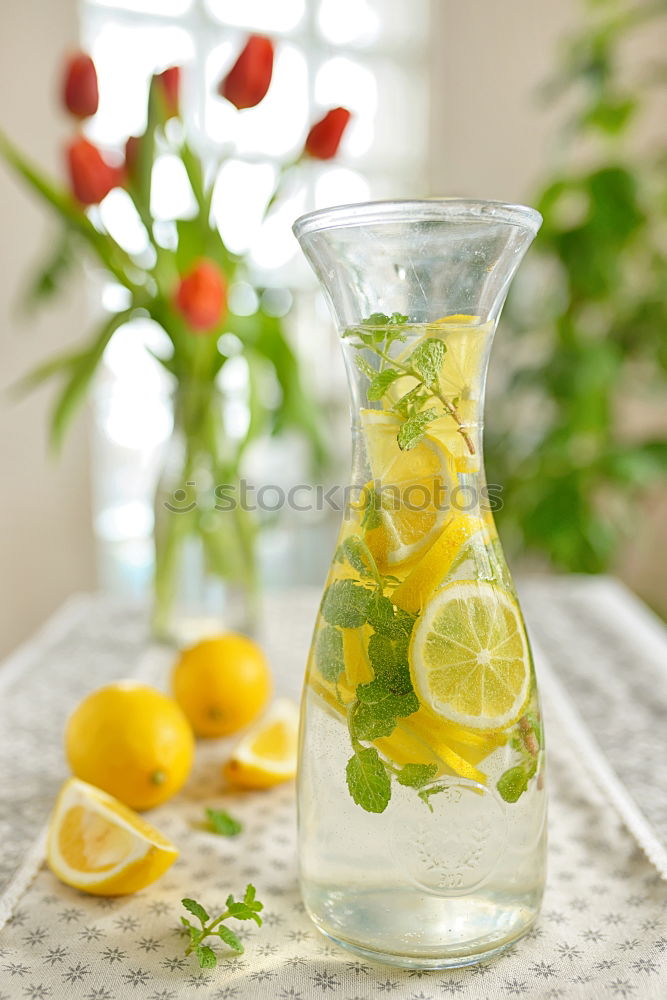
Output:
[
  {"left": 223, "top": 698, "right": 299, "bottom": 789},
  {"left": 46, "top": 778, "right": 178, "bottom": 895},
  {"left": 360, "top": 409, "right": 454, "bottom": 569},
  {"left": 410, "top": 581, "right": 530, "bottom": 730}
]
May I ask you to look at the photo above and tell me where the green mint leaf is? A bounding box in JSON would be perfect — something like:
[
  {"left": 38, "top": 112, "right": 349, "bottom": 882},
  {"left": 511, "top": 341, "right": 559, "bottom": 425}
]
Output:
[
  {"left": 243, "top": 884, "right": 257, "bottom": 905},
  {"left": 350, "top": 687, "right": 418, "bottom": 740},
  {"left": 367, "top": 633, "right": 413, "bottom": 695},
  {"left": 394, "top": 384, "right": 427, "bottom": 419},
  {"left": 367, "top": 369, "right": 402, "bottom": 401},
  {"left": 366, "top": 594, "right": 396, "bottom": 636},
  {"left": 195, "top": 944, "right": 218, "bottom": 969},
  {"left": 338, "top": 535, "right": 377, "bottom": 580},
  {"left": 315, "top": 625, "right": 345, "bottom": 683},
  {"left": 224, "top": 886, "right": 264, "bottom": 925},
  {"left": 354, "top": 355, "right": 376, "bottom": 379},
  {"left": 226, "top": 902, "right": 263, "bottom": 925},
  {"left": 346, "top": 747, "right": 391, "bottom": 813},
  {"left": 418, "top": 784, "right": 448, "bottom": 812},
  {"left": 181, "top": 886, "right": 264, "bottom": 968},
  {"left": 497, "top": 765, "right": 530, "bottom": 803},
  {"left": 216, "top": 925, "right": 244, "bottom": 954},
  {"left": 388, "top": 312, "right": 409, "bottom": 325},
  {"left": 367, "top": 632, "right": 395, "bottom": 673},
  {"left": 361, "top": 487, "right": 382, "bottom": 531},
  {"left": 525, "top": 712, "right": 544, "bottom": 749},
  {"left": 365, "top": 312, "right": 390, "bottom": 325},
  {"left": 182, "top": 898, "right": 209, "bottom": 925},
  {"left": 397, "top": 408, "right": 439, "bottom": 451},
  {"left": 409, "top": 337, "right": 446, "bottom": 386},
  {"left": 397, "top": 763, "right": 438, "bottom": 788},
  {"left": 205, "top": 808, "right": 243, "bottom": 837},
  {"left": 180, "top": 917, "right": 203, "bottom": 948},
  {"left": 366, "top": 595, "right": 416, "bottom": 641},
  {"left": 321, "top": 579, "right": 373, "bottom": 628},
  {"left": 349, "top": 700, "right": 395, "bottom": 740}
]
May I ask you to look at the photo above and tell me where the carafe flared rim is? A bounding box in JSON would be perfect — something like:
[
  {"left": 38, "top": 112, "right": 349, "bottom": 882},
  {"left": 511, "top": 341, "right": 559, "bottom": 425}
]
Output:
[{"left": 293, "top": 198, "right": 542, "bottom": 241}]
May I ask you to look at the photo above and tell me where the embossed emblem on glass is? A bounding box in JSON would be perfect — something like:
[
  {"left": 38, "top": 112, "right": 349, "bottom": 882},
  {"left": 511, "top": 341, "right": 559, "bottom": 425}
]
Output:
[{"left": 392, "top": 779, "right": 506, "bottom": 895}]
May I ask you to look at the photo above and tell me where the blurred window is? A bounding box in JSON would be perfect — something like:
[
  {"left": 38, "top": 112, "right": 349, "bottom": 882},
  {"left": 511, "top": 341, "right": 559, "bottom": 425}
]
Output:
[{"left": 82, "top": 0, "right": 430, "bottom": 592}]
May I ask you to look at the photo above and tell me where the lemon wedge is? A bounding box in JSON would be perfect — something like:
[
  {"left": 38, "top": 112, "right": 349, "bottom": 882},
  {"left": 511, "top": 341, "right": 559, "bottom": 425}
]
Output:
[
  {"left": 223, "top": 698, "right": 299, "bottom": 789},
  {"left": 392, "top": 512, "right": 487, "bottom": 614},
  {"left": 410, "top": 581, "right": 530, "bottom": 730},
  {"left": 360, "top": 409, "right": 454, "bottom": 570},
  {"left": 46, "top": 778, "right": 178, "bottom": 895}
]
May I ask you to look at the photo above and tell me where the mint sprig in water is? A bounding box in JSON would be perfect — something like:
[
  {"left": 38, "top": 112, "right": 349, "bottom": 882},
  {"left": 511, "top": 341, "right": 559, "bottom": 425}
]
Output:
[
  {"left": 496, "top": 713, "right": 543, "bottom": 803},
  {"left": 181, "top": 884, "right": 263, "bottom": 969},
  {"left": 345, "top": 312, "right": 475, "bottom": 454},
  {"left": 319, "top": 537, "right": 427, "bottom": 813}
]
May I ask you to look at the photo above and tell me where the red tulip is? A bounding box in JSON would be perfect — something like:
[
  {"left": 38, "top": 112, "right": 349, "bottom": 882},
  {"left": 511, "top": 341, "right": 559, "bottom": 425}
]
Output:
[
  {"left": 155, "top": 66, "right": 181, "bottom": 118},
  {"left": 62, "top": 52, "right": 99, "bottom": 119},
  {"left": 175, "top": 259, "right": 227, "bottom": 333},
  {"left": 67, "top": 137, "right": 123, "bottom": 205},
  {"left": 304, "top": 107, "right": 352, "bottom": 160},
  {"left": 219, "top": 36, "right": 274, "bottom": 110}
]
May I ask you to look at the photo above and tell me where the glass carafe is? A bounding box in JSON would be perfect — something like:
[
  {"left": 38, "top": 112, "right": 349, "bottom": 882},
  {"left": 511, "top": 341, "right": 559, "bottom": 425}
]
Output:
[{"left": 293, "top": 200, "right": 547, "bottom": 969}]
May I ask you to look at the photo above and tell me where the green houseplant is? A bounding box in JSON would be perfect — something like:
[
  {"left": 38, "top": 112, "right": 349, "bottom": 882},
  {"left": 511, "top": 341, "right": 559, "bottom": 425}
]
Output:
[
  {"left": 1, "top": 41, "right": 351, "bottom": 638},
  {"left": 488, "top": 0, "right": 667, "bottom": 584}
]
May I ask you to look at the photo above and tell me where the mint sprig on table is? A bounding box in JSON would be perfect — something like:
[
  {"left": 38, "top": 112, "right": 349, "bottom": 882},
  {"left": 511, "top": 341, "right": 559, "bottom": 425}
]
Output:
[
  {"left": 343, "top": 311, "right": 475, "bottom": 454},
  {"left": 181, "top": 884, "right": 263, "bottom": 968},
  {"left": 205, "top": 807, "right": 243, "bottom": 837},
  {"left": 318, "top": 534, "right": 444, "bottom": 813}
]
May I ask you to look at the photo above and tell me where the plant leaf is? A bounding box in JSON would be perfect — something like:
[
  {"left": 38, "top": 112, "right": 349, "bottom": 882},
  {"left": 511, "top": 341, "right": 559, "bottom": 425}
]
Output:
[
  {"left": 315, "top": 625, "right": 345, "bottom": 683},
  {"left": 205, "top": 808, "right": 243, "bottom": 837},
  {"left": 195, "top": 944, "right": 218, "bottom": 969},
  {"left": 367, "top": 369, "right": 402, "bottom": 401},
  {"left": 50, "top": 308, "right": 134, "bottom": 451},
  {"left": 321, "top": 579, "right": 373, "bottom": 628},
  {"left": 0, "top": 129, "right": 139, "bottom": 291},
  {"left": 182, "top": 898, "right": 210, "bottom": 925},
  {"left": 409, "top": 338, "right": 446, "bottom": 386},
  {"left": 216, "top": 925, "right": 244, "bottom": 954},
  {"left": 396, "top": 763, "right": 438, "bottom": 788},
  {"left": 346, "top": 747, "right": 391, "bottom": 813},
  {"left": 21, "top": 228, "right": 75, "bottom": 312},
  {"left": 397, "top": 408, "right": 438, "bottom": 451},
  {"left": 496, "top": 765, "right": 530, "bottom": 803}
]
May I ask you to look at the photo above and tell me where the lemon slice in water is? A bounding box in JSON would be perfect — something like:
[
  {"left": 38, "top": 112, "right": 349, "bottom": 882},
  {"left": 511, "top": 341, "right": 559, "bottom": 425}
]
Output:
[
  {"left": 410, "top": 581, "right": 530, "bottom": 730},
  {"left": 360, "top": 409, "right": 454, "bottom": 570}
]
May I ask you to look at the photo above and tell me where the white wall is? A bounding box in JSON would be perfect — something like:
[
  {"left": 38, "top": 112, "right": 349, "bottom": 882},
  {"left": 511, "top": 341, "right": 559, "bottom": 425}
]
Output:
[
  {"left": 0, "top": 0, "right": 95, "bottom": 657},
  {"left": 428, "top": 0, "right": 578, "bottom": 202}
]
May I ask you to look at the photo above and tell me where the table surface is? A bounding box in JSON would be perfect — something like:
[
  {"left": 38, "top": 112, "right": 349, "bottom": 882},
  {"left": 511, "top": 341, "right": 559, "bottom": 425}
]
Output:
[{"left": 1, "top": 578, "right": 666, "bottom": 999}]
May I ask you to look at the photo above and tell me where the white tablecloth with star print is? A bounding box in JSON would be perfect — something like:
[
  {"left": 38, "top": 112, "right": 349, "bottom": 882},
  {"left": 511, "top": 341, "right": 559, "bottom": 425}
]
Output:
[{"left": 1, "top": 582, "right": 666, "bottom": 1000}]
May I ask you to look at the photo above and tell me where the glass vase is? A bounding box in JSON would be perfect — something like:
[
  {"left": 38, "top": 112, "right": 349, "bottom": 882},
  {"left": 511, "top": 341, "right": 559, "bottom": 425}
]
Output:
[
  {"left": 152, "top": 380, "right": 259, "bottom": 644},
  {"left": 293, "top": 200, "right": 547, "bottom": 968}
]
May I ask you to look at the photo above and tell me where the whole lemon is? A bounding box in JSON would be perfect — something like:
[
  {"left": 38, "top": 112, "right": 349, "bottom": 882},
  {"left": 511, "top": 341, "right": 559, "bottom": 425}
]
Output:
[
  {"left": 172, "top": 634, "right": 272, "bottom": 737},
  {"left": 65, "top": 682, "right": 195, "bottom": 811}
]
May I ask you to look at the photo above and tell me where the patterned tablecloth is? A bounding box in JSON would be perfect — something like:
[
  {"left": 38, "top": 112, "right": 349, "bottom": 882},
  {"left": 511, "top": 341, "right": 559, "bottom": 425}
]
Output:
[{"left": 0, "top": 579, "right": 666, "bottom": 1000}]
